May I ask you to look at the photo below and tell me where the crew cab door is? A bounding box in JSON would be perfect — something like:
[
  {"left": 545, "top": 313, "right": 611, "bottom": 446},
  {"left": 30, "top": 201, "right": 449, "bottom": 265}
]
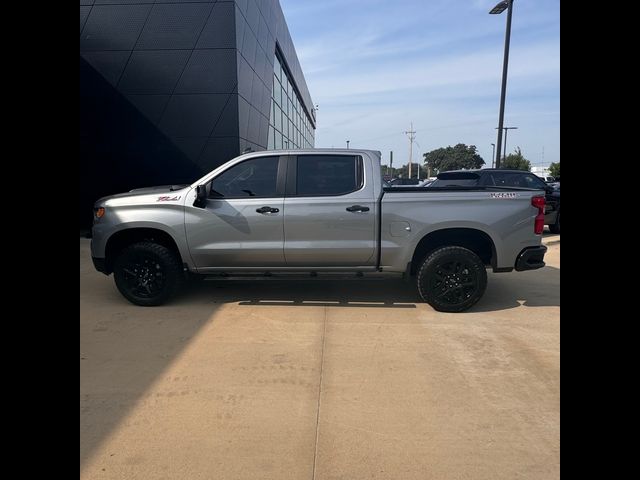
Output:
[
  {"left": 184, "top": 155, "right": 287, "bottom": 269},
  {"left": 283, "top": 153, "right": 376, "bottom": 266}
]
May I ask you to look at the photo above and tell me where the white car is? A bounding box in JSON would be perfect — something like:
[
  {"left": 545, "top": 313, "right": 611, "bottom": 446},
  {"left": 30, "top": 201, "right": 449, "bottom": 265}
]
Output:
[{"left": 537, "top": 175, "right": 556, "bottom": 183}]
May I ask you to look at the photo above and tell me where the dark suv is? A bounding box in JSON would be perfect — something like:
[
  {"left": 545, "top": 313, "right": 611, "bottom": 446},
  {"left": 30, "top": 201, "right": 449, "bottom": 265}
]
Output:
[{"left": 428, "top": 169, "right": 560, "bottom": 233}]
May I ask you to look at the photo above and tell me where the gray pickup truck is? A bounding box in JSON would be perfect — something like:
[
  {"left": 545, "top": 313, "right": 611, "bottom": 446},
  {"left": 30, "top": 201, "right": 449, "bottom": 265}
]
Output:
[{"left": 91, "top": 149, "right": 547, "bottom": 312}]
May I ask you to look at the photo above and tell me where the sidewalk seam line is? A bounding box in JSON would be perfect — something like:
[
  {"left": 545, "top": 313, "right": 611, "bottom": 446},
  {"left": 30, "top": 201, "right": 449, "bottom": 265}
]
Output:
[{"left": 311, "top": 306, "right": 327, "bottom": 480}]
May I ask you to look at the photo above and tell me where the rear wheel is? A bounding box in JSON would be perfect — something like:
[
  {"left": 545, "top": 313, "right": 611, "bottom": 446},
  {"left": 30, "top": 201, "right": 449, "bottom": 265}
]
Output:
[
  {"left": 113, "top": 241, "right": 184, "bottom": 306},
  {"left": 549, "top": 210, "right": 560, "bottom": 234},
  {"left": 416, "top": 246, "right": 487, "bottom": 312}
]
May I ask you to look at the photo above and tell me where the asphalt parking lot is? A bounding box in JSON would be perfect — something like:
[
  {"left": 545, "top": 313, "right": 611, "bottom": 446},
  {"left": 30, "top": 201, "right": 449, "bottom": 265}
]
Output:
[{"left": 80, "top": 237, "right": 559, "bottom": 480}]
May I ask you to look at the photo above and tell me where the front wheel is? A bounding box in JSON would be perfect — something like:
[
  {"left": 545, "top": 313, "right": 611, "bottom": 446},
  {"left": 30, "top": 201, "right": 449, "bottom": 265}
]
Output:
[
  {"left": 416, "top": 246, "right": 487, "bottom": 313},
  {"left": 113, "top": 241, "right": 184, "bottom": 306}
]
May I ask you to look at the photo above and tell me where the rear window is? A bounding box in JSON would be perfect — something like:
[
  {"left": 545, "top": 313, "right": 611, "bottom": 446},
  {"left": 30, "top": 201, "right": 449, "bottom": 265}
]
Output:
[
  {"left": 482, "top": 172, "right": 546, "bottom": 189},
  {"left": 295, "top": 155, "right": 362, "bottom": 196},
  {"left": 430, "top": 172, "right": 480, "bottom": 187},
  {"left": 429, "top": 171, "right": 547, "bottom": 189}
]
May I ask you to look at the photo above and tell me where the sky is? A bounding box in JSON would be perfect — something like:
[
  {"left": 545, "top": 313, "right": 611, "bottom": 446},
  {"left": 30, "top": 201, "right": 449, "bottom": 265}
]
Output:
[{"left": 279, "top": 0, "right": 560, "bottom": 170}]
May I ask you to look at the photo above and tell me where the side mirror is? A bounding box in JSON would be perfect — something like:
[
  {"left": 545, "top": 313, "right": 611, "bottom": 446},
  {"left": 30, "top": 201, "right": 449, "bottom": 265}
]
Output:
[{"left": 194, "top": 184, "right": 208, "bottom": 208}]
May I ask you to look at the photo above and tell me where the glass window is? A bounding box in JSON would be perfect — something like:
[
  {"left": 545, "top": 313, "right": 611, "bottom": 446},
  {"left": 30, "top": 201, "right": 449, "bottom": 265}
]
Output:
[
  {"left": 486, "top": 172, "right": 547, "bottom": 189},
  {"left": 296, "top": 155, "right": 362, "bottom": 196},
  {"left": 268, "top": 52, "right": 315, "bottom": 150},
  {"left": 275, "top": 106, "right": 282, "bottom": 131},
  {"left": 275, "top": 57, "right": 282, "bottom": 81},
  {"left": 268, "top": 126, "right": 275, "bottom": 149},
  {"left": 275, "top": 131, "right": 282, "bottom": 149},
  {"left": 210, "top": 157, "right": 279, "bottom": 198}
]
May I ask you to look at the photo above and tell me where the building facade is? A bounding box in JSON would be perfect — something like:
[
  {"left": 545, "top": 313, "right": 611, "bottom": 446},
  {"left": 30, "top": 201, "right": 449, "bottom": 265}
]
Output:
[{"left": 80, "top": 0, "right": 315, "bottom": 225}]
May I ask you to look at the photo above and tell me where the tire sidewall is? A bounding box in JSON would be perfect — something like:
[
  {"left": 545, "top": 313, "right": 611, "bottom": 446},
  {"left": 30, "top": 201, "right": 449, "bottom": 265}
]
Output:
[{"left": 417, "top": 246, "right": 488, "bottom": 313}]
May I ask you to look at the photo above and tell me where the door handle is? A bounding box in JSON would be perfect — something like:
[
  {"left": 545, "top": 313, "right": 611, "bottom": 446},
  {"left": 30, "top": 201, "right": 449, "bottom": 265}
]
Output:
[
  {"left": 346, "top": 205, "right": 370, "bottom": 212},
  {"left": 256, "top": 206, "right": 279, "bottom": 214}
]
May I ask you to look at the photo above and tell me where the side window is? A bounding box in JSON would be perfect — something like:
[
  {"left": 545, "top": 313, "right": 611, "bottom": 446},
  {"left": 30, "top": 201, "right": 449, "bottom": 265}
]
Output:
[
  {"left": 296, "top": 155, "right": 362, "bottom": 196},
  {"left": 492, "top": 173, "right": 547, "bottom": 189},
  {"left": 523, "top": 175, "right": 547, "bottom": 189},
  {"left": 210, "top": 157, "right": 279, "bottom": 198}
]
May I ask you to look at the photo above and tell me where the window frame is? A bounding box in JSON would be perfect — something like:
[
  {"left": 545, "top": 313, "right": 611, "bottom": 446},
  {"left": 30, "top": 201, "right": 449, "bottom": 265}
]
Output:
[
  {"left": 285, "top": 154, "right": 364, "bottom": 197},
  {"left": 207, "top": 155, "right": 287, "bottom": 200}
]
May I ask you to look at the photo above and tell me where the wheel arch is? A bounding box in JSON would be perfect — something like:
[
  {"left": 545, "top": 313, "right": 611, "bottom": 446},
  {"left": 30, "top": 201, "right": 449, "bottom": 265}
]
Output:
[
  {"left": 409, "top": 228, "right": 497, "bottom": 276},
  {"left": 104, "top": 228, "right": 183, "bottom": 274}
]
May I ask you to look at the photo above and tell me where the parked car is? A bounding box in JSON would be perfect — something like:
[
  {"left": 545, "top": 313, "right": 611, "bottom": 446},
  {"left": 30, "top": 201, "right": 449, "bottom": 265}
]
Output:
[
  {"left": 428, "top": 169, "right": 560, "bottom": 233},
  {"left": 91, "top": 151, "right": 547, "bottom": 312},
  {"left": 537, "top": 175, "right": 556, "bottom": 183}
]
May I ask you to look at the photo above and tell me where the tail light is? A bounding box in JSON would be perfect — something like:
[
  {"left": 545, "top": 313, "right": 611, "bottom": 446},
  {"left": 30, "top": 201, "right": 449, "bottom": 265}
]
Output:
[{"left": 531, "top": 195, "right": 545, "bottom": 234}]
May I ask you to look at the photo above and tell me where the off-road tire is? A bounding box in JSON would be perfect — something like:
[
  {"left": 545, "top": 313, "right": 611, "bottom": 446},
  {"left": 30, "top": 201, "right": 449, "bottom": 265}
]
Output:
[{"left": 416, "top": 246, "right": 487, "bottom": 313}]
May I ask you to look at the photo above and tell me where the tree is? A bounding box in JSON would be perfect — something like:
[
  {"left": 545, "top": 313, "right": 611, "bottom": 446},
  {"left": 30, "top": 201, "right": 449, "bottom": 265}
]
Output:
[
  {"left": 423, "top": 144, "right": 484, "bottom": 174},
  {"left": 549, "top": 162, "right": 560, "bottom": 178},
  {"left": 501, "top": 147, "right": 531, "bottom": 171}
]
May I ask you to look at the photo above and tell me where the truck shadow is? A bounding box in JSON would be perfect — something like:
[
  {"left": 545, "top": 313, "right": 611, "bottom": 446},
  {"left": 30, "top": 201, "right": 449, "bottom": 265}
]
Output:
[
  {"left": 183, "top": 277, "right": 419, "bottom": 308},
  {"left": 472, "top": 265, "right": 560, "bottom": 312},
  {"left": 181, "top": 265, "right": 560, "bottom": 312}
]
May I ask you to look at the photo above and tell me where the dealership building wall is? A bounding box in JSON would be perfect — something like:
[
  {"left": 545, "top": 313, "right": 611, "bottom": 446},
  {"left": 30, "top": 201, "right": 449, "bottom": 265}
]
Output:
[{"left": 80, "top": 0, "right": 315, "bottom": 226}]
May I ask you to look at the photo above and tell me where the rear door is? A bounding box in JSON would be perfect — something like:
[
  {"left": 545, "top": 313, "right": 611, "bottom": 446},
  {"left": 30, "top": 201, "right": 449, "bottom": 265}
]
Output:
[{"left": 283, "top": 153, "right": 377, "bottom": 266}]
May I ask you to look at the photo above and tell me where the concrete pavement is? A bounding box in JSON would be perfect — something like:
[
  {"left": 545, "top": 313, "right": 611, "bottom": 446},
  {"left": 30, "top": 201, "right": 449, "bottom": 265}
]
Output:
[{"left": 81, "top": 239, "right": 559, "bottom": 480}]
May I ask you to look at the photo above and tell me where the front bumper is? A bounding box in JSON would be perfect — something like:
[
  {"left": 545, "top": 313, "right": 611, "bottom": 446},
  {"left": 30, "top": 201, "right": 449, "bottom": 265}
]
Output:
[
  {"left": 515, "top": 245, "right": 547, "bottom": 271},
  {"left": 92, "top": 256, "right": 109, "bottom": 275}
]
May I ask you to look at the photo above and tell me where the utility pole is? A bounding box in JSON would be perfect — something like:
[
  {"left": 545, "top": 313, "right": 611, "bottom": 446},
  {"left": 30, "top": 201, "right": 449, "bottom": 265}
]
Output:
[
  {"left": 346, "top": 140, "right": 350, "bottom": 149},
  {"left": 495, "top": 126, "right": 517, "bottom": 161},
  {"left": 390, "top": 151, "right": 393, "bottom": 177},
  {"left": 404, "top": 122, "right": 416, "bottom": 179}
]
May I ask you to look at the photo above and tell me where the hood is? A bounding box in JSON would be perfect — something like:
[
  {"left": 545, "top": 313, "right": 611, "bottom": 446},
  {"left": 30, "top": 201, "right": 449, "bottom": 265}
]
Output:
[{"left": 94, "top": 184, "right": 191, "bottom": 206}]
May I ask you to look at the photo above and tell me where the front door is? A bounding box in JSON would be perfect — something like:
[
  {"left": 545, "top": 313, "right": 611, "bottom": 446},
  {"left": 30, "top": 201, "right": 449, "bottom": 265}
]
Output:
[{"left": 185, "top": 155, "right": 286, "bottom": 269}]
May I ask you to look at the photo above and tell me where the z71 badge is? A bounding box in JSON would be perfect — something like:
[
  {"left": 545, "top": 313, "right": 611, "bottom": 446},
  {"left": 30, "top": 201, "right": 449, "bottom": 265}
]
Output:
[
  {"left": 157, "top": 195, "right": 181, "bottom": 202},
  {"left": 489, "top": 192, "right": 517, "bottom": 199}
]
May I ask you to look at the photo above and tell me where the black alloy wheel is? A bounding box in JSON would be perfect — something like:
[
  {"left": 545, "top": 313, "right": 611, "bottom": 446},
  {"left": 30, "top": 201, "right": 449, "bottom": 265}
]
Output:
[
  {"left": 416, "top": 246, "right": 487, "bottom": 312},
  {"left": 113, "top": 242, "right": 184, "bottom": 306}
]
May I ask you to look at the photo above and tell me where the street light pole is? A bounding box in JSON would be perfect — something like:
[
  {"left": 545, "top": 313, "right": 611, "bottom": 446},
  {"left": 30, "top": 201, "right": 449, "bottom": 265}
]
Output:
[
  {"left": 503, "top": 126, "right": 517, "bottom": 158},
  {"left": 495, "top": 126, "right": 518, "bottom": 161},
  {"left": 491, "top": 143, "right": 495, "bottom": 168},
  {"left": 346, "top": 140, "right": 350, "bottom": 149},
  {"left": 490, "top": 0, "right": 515, "bottom": 169}
]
